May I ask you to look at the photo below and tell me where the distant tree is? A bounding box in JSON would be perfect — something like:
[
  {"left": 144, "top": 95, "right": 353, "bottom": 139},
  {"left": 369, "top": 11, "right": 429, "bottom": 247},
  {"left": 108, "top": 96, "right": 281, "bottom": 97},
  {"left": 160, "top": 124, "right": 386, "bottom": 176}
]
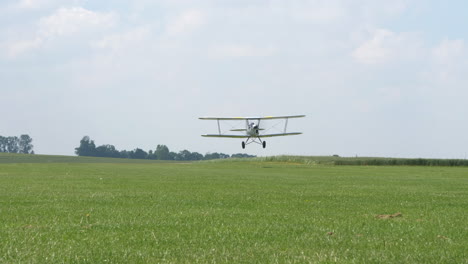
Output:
[
  {"left": 95, "top": 144, "right": 120, "bottom": 158},
  {"left": 119, "top": 150, "right": 130, "bottom": 159},
  {"left": 0, "top": 136, "right": 6, "bottom": 153},
  {"left": 6, "top": 136, "right": 19, "bottom": 153},
  {"left": 0, "top": 134, "right": 34, "bottom": 154},
  {"left": 204, "top": 152, "right": 220, "bottom": 160},
  {"left": 0, "top": 135, "right": 34, "bottom": 154},
  {"left": 168, "top": 151, "right": 176, "bottom": 160},
  {"left": 231, "top": 153, "right": 256, "bottom": 158},
  {"left": 18, "top": 135, "right": 34, "bottom": 154},
  {"left": 190, "top": 151, "right": 203, "bottom": 160},
  {"left": 73, "top": 136, "right": 249, "bottom": 161},
  {"left": 147, "top": 150, "right": 156, "bottom": 160},
  {"left": 220, "top": 153, "right": 230, "bottom": 159},
  {"left": 131, "top": 148, "right": 148, "bottom": 159},
  {"left": 75, "top": 136, "right": 96, "bottom": 156},
  {"left": 174, "top": 150, "right": 204, "bottom": 161},
  {"left": 175, "top": 150, "right": 191, "bottom": 160},
  {"left": 204, "top": 152, "right": 230, "bottom": 160},
  {"left": 155, "top": 145, "right": 172, "bottom": 160}
]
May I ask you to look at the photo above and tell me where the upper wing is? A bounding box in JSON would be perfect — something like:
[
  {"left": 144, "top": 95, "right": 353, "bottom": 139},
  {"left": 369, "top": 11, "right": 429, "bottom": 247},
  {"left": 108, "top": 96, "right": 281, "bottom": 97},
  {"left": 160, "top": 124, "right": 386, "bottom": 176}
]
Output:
[
  {"left": 258, "top": 132, "right": 302, "bottom": 138},
  {"left": 199, "top": 115, "right": 305, "bottom": 120},
  {"left": 199, "top": 117, "right": 249, "bottom": 120},
  {"left": 202, "top": 134, "right": 249, "bottom": 138},
  {"left": 202, "top": 132, "right": 302, "bottom": 138}
]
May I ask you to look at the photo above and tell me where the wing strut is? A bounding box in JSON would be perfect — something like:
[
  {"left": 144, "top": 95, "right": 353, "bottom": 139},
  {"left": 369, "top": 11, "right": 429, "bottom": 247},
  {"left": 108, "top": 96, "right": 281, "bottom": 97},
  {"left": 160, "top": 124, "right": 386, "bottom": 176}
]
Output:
[
  {"left": 284, "top": 118, "right": 289, "bottom": 133},
  {"left": 217, "top": 120, "right": 221, "bottom": 135}
]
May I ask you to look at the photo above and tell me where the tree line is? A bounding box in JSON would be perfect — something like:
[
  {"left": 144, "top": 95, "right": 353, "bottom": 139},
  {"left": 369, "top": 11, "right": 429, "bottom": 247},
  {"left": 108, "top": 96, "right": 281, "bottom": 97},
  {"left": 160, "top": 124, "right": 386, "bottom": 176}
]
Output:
[
  {"left": 0, "top": 134, "right": 34, "bottom": 154},
  {"left": 75, "top": 136, "right": 255, "bottom": 160}
]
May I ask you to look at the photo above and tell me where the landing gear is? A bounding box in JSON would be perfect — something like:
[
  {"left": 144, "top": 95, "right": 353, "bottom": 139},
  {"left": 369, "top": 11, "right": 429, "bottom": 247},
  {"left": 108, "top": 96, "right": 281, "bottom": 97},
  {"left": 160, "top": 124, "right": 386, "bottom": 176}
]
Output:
[{"left": 241, "top": 137, "right": 266, "bottom": 149}]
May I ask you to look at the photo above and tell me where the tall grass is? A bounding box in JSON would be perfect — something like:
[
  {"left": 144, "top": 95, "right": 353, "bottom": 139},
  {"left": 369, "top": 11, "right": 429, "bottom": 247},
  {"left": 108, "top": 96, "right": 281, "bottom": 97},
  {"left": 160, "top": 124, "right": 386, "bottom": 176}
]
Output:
[
  {"left": 4, "top": 153, "right": 467, "bottom": 167},
  {"left": 256, "top": 155, "right": 468, "bottom": 167},
  {"left": 0, "top": 153, "right": 177, "bottom": 164}
]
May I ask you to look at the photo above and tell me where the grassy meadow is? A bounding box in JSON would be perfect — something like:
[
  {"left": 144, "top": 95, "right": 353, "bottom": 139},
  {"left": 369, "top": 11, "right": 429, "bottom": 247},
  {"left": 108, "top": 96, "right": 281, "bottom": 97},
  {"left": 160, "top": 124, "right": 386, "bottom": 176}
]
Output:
[{"left": 0, "top": 154, "right": 467, "bottom": 263}]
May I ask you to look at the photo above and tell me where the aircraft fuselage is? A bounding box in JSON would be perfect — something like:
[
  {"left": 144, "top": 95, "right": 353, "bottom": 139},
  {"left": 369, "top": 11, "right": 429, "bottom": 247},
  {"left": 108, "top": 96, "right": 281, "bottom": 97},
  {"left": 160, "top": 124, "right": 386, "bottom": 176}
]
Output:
[{"left": 246, "top": 122, "right": 260, "bottom": 137}]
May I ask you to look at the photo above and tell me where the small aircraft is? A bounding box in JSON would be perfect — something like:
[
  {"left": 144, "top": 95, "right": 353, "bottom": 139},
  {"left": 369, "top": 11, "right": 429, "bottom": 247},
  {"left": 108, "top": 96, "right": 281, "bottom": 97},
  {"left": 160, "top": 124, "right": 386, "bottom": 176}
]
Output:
[{"left": 199, "top": 115, "right": 305, "bottom": 148}]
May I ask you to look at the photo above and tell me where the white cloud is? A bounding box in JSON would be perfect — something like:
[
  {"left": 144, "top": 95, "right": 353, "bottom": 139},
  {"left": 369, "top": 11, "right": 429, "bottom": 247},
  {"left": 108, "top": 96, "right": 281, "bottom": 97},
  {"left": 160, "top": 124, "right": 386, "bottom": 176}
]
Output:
[
  {"left": 38, "top": 7, "right": 117, "bottom": 38},
  {"left": 428, "top": 39, "right": 466, "bottom": 83},
  {"left": 16, "top": 0, "right": 55, "bottom": 9},
  {"left": 12, "top": 0, "right": 82, "bottom": 10},
  {"left": 165, "top": 9, "right": 206, "bottom": 36},
  {"left": 277, "top": 0, "right": 346, "bottom": 23},
  {"left": 432, "top": 39, "right": 464, "bottom": 64},
  {"left": 4, "top": 7, "right": 117, "bottom": 57},
  {"left": 352, "top": 28, "right": 420, "bottom": 64},
  {"left": 5, "top": 38, "right": 42, "bottom": 57},
  {"left": 93, "top": 26, "right": 151, "bottom": 51},
  {"left": 212, "top": 44, "right": 277, "bottom": 58},
  {"left": 359, "top": 1, "right": 408, "bottom": 19},
  {"left": 353, "top": 29, "right": 397, "bottom": 64}
]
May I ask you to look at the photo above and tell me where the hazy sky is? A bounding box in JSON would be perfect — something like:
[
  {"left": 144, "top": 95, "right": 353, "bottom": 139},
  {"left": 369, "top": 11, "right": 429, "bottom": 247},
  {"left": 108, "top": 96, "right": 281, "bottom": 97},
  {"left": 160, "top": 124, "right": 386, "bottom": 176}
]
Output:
[{"left": 1, "top": 0, "right": 468, "bottom": 158}]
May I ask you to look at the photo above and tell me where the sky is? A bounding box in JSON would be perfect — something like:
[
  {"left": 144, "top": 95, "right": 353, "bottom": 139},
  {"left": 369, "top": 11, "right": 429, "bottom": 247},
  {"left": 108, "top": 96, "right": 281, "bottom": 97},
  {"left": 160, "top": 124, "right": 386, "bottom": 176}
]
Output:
[{"left": 1, "top": 0, "right": 468, "bottom": 158}]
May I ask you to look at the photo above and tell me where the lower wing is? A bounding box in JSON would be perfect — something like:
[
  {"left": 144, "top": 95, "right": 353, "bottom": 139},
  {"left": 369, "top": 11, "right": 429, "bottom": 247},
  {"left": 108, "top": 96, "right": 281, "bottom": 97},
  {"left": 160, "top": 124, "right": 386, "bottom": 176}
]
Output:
[
  {"left": 202, "top": 134, "right": 249, "bottom": 138},
  {"left": 229, "top": 129, "right": 264, "bottom": 131},
  {"left": 199, "top": 115, "right": 305, "bottom": 120},
  {"left": 202, "top": 132, "right": 302, "bottom": 138},
  {"left": 258, "top": 132, "right": 302, "bottom": 138}
]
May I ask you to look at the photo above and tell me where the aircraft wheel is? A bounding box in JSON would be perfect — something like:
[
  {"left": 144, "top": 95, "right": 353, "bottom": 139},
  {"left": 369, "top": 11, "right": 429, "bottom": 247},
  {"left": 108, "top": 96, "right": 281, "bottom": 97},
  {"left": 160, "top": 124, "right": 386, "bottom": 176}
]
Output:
[
  {"left": 242, "top": 141, "right": 245, "bottom": 149},
  {"left": 262, "top": 141, "right": 266, "bottom": 148}
]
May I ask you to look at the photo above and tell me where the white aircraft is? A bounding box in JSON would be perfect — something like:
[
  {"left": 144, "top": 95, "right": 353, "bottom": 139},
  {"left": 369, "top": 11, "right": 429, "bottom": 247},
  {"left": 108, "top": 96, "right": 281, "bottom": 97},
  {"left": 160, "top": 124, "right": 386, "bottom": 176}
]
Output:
[{"left": 199, "top": 115, "right": 305, "bottom": 149}]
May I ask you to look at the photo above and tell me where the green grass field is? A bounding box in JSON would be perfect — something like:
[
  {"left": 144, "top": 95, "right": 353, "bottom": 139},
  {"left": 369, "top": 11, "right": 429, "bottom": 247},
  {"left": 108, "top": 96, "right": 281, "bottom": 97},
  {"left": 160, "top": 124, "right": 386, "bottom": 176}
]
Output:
[{"left": 0, "top": 154, "right": 467, "bottom": 263}]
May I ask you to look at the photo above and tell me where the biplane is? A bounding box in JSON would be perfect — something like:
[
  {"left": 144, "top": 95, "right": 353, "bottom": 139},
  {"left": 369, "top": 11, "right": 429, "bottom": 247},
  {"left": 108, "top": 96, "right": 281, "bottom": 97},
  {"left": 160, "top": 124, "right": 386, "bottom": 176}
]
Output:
[{"left": 199, "top": 115, "right": 305, "bottom": 148}]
